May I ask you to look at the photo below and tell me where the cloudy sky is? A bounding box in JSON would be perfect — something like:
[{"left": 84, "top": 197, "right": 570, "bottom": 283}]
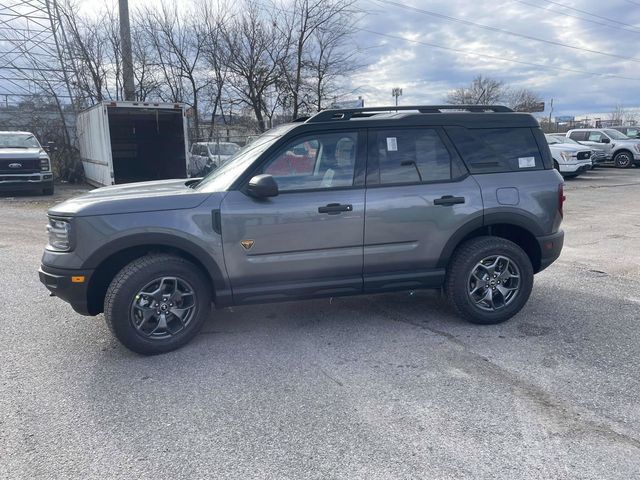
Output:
[
  {"left": 347, "top": 0, "right": 640, "bottom": 117},
  {"left": 18, "top": 0, "right": 640, "bottom": 118}
]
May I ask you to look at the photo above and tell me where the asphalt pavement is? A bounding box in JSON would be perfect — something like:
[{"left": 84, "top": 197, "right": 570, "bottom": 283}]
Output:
[{"left": 1, "top": 169, "right": 639, "bottom": 479}]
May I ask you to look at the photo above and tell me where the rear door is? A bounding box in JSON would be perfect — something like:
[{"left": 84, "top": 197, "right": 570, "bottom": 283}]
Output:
[
  {"left": 221, "top": 130, "right": 366, "bottom": 303},
  {"left": 363, "top": 126, "right": 483, "bottom": 292}
]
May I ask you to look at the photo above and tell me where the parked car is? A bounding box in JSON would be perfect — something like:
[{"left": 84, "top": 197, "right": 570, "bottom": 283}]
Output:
[
  {"left": 40, "top": 105, "right": 564, "bottom": 355},
  {"left": 547, "top": 133, "right": 606, "bottom": 168},
  {"left": 566, "top": 128, "right": 640, "bottom": 168},
  {"left": 0, "top": 131, "right": 54, "bottom": 195},
  {"left": 189, "top": 141, "right": 241, "bottom": 176},
  {"left": 545, "top": 134, "right": 592, "bottom": 177},
  {"left": 610, "top": 126, "right": 640, "bottom": 139}
]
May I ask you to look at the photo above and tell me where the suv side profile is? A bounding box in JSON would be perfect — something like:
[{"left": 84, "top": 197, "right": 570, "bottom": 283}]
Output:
[
  {"left": 566, "top": 128, "right": 640, "bottom": 168},
  {"left": 40, "top": 105, "right": 565, "bottom": 355}
]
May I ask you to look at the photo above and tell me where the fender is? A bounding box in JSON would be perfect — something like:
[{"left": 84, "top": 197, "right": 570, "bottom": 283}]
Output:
[
  {"left": 436, "top": 211, "right": 543, "bottom": 268},
  {"left": 84, "top": 231, "right": 233, "bottom": 305}
]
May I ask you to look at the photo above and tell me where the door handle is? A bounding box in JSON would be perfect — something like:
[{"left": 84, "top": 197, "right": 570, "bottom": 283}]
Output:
[
  {"left": 318, "top": 203, "right": 353, "bottom": 215},
  {"left": 433, "top": 195, "right": 465, "bottom": 206}
]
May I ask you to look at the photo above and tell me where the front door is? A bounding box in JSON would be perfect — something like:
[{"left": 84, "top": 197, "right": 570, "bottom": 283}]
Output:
[
  {"left": 363, "top": 126, "right": 483, "bottom": 291},
  {"left": 221, "top": 130, "right": 366, "bottom": 303},
  {"left": 583, "top": 131, "right": 613, "bottom": 156}
]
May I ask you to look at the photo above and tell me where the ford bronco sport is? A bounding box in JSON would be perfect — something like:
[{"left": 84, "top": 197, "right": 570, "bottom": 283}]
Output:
[{"left": 40, "top": 105, "right": 564, "bottom": 355}]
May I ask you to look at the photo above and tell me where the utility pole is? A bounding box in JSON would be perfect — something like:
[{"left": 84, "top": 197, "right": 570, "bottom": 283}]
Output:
[
  {"left": 119, "top": 0, "right": 135, "bottom": 101},
  {"left": 392, "top": 88, "right": 403, "bottom": 107},
  {"left": 548, "top": 98, "right": 554, "bottom": 132}
]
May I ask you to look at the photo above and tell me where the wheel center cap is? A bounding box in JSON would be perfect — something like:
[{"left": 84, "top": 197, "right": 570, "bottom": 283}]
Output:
[{"left": 160, "top": 303, "right": 169, "bottom": 311}]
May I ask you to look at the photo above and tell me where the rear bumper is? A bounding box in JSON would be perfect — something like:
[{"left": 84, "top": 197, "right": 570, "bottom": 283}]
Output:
[
  {"left": 536, "top": 230, "right": 564, "bottom": 272},
  {"left": 0, "top": 172, "right": 53, "bottom": 190},
  {"left": 39, "top": 264, "right": 95, "bottom": 316}
]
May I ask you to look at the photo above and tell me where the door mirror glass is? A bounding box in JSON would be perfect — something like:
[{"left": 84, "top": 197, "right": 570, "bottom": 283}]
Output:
[
  {"left": 601, "top": 137, "right": 611, "bottom": 144},
  {"left": 247, "top": 174, "right": 279, "bottom": 198}
]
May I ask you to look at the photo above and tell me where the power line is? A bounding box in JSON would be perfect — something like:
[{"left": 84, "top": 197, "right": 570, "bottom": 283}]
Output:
[
  {"left": 535, "top": 0, "right": 640, "bottom": 31},
  {"left": 511, "top": 0, "right": 640, "bottom": 36},
  {"left": 358, "top": 28, "right": 640, "bottom": 82},
  {"left": 372, "top": 0, "right": 640, "bottom": 64},
  {"left": 623, "top": 0, "right": 640, "bottom": 5}
]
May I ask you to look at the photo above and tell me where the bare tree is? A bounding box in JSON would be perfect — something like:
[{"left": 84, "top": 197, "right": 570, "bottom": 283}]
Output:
[
  {"left": 446, "top": 75, "right": 506, "bottom": 105},
  {"left": 222, "top": 1, "right": 288, "bottom": 132},
  {"left": 197, "top": 0, "right": 231, "bottom": 139},
  {"left": 608, "top": 104, "right": 637, "bottom": 125},
  {"left": 138, "top": 1, "right": 208, "bottom": 134},
  {"left": 506, "top": 87, "right": 543, "bottom": 112},
  {"left": 275, "top": 0, "right": 358, "bottom": 118}
]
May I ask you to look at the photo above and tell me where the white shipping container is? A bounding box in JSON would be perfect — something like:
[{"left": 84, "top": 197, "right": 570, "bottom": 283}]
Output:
[{"left": 77, "top": 101, "right": 189, "bottom": 187}]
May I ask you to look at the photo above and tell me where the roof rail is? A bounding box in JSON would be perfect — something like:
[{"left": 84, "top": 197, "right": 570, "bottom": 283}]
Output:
[{"left": 307, "top": 105, "right": 513, "bottom": 123}]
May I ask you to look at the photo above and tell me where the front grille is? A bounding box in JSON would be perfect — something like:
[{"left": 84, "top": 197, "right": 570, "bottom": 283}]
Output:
[
  {"left": 0, "top": 158, "right": 40, "bottom": 173},
  {"left": 577, "top": 151, "right": 591, "bottom": 161},
  {"left": 0, "top": 174, "right": 41, "bottom": 182}
]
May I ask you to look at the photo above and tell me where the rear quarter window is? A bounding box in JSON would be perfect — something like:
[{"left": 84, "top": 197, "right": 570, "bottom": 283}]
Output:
[{"left": 445, "top": 127, "right": 545, "bottom": 174}]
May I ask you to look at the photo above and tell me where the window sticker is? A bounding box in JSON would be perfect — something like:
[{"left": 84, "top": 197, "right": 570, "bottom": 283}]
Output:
[
  {"left": 386, "top": 137, "right": 398, "bottom": 152},
  {"left": 518, "top": 156, "right": 536, "bottom": 168}
]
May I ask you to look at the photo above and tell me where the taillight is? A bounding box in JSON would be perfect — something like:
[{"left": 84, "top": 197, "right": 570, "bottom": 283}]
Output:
[{"left": 558, "top": 183, "right": 566, "bottom": 217}]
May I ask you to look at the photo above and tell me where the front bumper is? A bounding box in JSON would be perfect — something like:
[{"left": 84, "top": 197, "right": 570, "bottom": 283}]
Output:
[
  {"left": 39, "top": 264, "right": 95, "bottom": 316},
  {"left": 0, "top": 172, "right": 53, "bottom": 190},
  {"left": 537, "top": 230, "right": 564, "bottom": 272},
  {"left": 558, "top": 161, "right": 591, "bottom": 174}
]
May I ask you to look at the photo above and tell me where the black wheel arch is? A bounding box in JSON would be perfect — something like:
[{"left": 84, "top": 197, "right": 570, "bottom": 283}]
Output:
[
  {"left": 438, "top": 214, "right": 543, "bottom": 273},
  {"left": 84, "top": 232, "right": 231, "bottom": 315}
]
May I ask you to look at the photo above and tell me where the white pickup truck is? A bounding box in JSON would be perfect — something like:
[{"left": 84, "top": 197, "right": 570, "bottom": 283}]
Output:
[
  {"left": 545, "top": 134, "right": 592, "bottom": 178},
  {"left": 0, "top": 131, "right": 54, "bottom": 195}
]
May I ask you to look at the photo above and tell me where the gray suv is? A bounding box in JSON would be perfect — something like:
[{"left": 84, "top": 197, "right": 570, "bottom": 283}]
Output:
[{"left": 40, "top": 105, "right": 565, "bottom": 355}]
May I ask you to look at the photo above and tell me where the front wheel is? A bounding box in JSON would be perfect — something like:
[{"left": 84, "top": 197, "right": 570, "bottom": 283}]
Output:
[
  {"left": 104, "top": 254, "right": 212, "bottom": 355},
  {"left": 445, "top": 236, "right": 534, "bottom": 325},
  {"left": 613, "top": 151, "right": 633, "bottom": 168}
]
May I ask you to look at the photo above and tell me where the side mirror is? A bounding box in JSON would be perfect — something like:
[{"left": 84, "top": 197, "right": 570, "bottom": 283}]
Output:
[
  {"left": 601, "top": 137, "right": 611, "bottom": 144},
  {"left": 292, "top": 146, "right": 307, "bottom": 156},
  {"left": 247, "top": 174, "right": 278, "bottom": 198}
]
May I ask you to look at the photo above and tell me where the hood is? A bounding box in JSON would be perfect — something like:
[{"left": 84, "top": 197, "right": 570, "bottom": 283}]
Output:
[
  {"left": 49, "top": 178, "right": 211, "bottom": 217},
  {"left": 548, "top": 143, "right": 590, "bottom": 152},
  {"left": 0, "top": 147, "right": 43, "bottom": 159}
]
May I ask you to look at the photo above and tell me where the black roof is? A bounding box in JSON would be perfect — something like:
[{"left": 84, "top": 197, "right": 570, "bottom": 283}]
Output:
[{"left": 300, "top": 105, "right": 539, "bottom": 129}]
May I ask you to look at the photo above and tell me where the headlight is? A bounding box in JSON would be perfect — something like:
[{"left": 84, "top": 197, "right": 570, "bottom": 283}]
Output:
[
  {"left": 560, "top": 151, "right": 575, "bottom": 161},
  {"left": 46, "top": 217, "right": 71, "bottom": 251},
  {"left": 40, "top": 152, "right": 51, "bottom": 172}
]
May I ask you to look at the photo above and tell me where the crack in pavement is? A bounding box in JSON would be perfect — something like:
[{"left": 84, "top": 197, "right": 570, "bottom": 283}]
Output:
[{"left": 373, "top": 303, "right": 640, "bottom": 452}]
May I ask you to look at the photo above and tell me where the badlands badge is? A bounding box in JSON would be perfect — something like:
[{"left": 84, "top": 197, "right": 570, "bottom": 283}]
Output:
[{"left": 240, "top": 239, "right": 255, "bottom": 250}]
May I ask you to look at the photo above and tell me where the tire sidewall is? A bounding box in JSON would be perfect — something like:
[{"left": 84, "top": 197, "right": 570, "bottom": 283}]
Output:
[
  {"left": 614, "top": 151, "right": 632, "bottom": 168},
  {"left": 106, "top": 258, "right": 211, "bottom": 354},
  {"left": 448, "top": 238, "right": 534, "bottom": 324}
]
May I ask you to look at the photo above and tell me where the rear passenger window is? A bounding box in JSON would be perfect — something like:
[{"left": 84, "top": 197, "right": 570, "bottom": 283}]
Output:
[
  {"left": 446, "top": 127, "right": 543, "bottom": 174},
  {"left": 569, "top": 131, "right": 586, "bottom": 141},
  {"left": 375, "top": 128, "right": 452, "bottom": 184}
]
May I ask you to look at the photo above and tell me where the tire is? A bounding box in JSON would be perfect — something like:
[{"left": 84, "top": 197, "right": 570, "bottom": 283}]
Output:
[
  {"left": 553, "top": 160, "right": 560, "bottom": 171},
  {"left": 445, "top": 236, "right": 534, "bottom": 325},
  {"left": 104, "top": 254, "right": 212, "bottom": 355},
  {"left": 613, "top": 151, "right": 633, "bottom": 168},
  {"left": 42, "top": 184, "right": 54, "bottom": 195}
]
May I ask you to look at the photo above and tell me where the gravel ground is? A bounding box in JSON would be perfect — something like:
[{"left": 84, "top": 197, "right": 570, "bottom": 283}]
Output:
[{"left": 1, "top": 169, "right": 639, "bottom": 479}]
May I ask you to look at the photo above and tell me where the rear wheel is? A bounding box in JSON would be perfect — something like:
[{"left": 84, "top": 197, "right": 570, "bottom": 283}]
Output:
[
  {"left": 613, "top": 151, "right": 633, "bottom": 168},
  {"left": 104, "top": 254, "right": 211, "bottom": 355},
  {"left": 445, "top": 236, "right": 534, "bottom": 325}
]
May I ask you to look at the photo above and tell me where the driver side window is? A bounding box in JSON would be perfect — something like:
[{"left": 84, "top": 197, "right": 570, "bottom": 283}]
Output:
[{"left": 262, "top": 132, "right": 358, "bottom": 192}]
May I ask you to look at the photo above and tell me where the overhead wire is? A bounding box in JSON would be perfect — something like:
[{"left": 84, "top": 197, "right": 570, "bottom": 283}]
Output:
[{"left": 371, "top": 0, "right": 640, "bottom": 64}]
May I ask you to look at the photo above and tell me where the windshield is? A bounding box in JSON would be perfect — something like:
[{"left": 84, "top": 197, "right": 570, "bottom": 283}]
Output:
[
  {"left": 0, "top": 132, "right": 40, "bottom": 148},
  {"left": 195, "top": 124, "right": 295, "bottom": 192},
  {"left": 209, "top": 143, "right": 240, "bottom": 156},
  {"left": 548, "top": 135, "right": 579, "bottom": 145},
  {"left": 604, "top": 129, "right": 629, "bottom": 140}
]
